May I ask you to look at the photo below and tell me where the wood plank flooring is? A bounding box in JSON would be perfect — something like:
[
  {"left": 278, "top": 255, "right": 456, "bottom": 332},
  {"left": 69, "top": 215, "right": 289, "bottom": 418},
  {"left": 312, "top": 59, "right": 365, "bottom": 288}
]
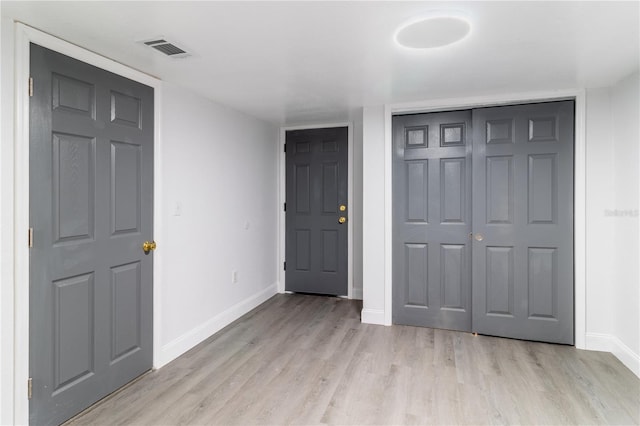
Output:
[{"left": 67, "top": 294, "right": 640, "bottom": 425}]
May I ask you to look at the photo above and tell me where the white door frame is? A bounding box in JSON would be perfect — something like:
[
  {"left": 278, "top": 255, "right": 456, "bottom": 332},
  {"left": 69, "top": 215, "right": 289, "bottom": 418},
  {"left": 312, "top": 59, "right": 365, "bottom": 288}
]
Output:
[
  {"left": 278, "top": 123, "right": 354, "bottom": 298},
  {"left": 11, "top": 23, "right": 164, "bottom": 424},
  {"left": 382, "top": 90, "right": 586, "bottom": 349}
]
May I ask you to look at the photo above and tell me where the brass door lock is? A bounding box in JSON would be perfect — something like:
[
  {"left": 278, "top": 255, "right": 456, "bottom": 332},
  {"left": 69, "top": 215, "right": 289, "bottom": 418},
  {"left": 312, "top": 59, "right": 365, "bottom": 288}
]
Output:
[
  {"left": 338, "top": 217, "right": 347, "bottom": 224},
  {"left": 142, "top": 240, "right": 157, "bottom": 254}
]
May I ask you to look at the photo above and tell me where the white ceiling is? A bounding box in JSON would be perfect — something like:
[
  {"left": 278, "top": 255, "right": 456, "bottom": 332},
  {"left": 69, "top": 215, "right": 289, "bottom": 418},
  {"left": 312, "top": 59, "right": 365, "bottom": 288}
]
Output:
[{"left": 2, "top": 1, "right": 639, "bottom": 125}]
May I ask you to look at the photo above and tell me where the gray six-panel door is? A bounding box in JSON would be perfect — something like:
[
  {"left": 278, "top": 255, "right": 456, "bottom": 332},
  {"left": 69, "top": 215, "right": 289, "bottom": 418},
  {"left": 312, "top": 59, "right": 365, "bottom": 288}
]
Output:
[
  {"left": 392, "top": 111, "right": 473, "bottom": 331},
  {"left": 472, "top": 101, "right": 574, "bottom": 344},
  {"left": 285, "top": 127, "right": 348, "bottom": 296},
  {"left": 392, "top": 101, "right": 574, "bottom": 345},
  {"left": 29, "top": 44, "right": 154, "bottom": 425}
]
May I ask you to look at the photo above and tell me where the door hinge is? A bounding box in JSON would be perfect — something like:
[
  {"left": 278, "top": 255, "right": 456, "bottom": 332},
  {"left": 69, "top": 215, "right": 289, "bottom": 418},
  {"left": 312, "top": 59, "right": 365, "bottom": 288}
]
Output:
[
  {"left": 27, "top": 378, "right": 33, "bottom": 399},
  {"left": 29, "top": 77, "right": 33, "bottom": 97},
  {"left": 283, "top": 202, "right": 286, "bottom": 212},
  {"left": 283, "top": 144, "right": 286, "bottom": 153},
  {"left": 28, "top": 228, "right": 33, "bottom": 248},
  {"left": 283, "top": 261, "right": 286, "bottom": 271}
]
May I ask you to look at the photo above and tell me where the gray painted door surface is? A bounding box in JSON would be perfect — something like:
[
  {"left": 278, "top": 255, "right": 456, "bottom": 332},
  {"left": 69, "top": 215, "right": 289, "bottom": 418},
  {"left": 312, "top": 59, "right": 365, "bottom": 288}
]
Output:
[
  {"left": 392, "top": 101, "right": 574, "bottom": 345},
  {"left": 29, "top": 44, "right": 154, "bottom": 425},
  {"left": 392, "top": 111, "right": 473, "bottom": 331},
  {"left": 472, "top": 101, "right": 574, "bottom": 344},
  {"left": 285, "top": 127, "right": 348, "bottom": 296}
]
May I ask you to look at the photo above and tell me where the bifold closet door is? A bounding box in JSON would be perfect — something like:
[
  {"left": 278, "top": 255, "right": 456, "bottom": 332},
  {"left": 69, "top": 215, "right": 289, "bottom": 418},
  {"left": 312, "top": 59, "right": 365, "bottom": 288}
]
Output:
[
  {"left": 392, "top": 101, "right": 574, "bottom": 345},
  {"left": 471, "top": 101, "right": 574, "bottom": 344}
]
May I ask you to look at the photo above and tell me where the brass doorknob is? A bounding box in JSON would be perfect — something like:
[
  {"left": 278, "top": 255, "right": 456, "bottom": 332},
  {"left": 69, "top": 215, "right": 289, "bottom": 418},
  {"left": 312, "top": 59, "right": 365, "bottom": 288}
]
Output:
[
  {"left": 339, "top": 204, "right": 347, "bottom": 212},
  {"left": 474, "top": 233, "right": 484, "bottom": 242},
  {"left": 142, "top": 240, "right": 157, "bottom": 254},
  {"left": 338, "top": 217, "right": 347, "bottom": 224}
]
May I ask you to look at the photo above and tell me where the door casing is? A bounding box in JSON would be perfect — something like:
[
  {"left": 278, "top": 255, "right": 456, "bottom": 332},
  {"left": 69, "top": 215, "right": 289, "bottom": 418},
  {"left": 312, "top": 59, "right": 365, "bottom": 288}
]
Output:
[
  {"left": 278, "top": 123, "right": 354, "bottom": 299},
  {"left": 11, "top": 23, "right": 163, "bottom": 425},
  {"left": 380, "top": 93, "right": 586, "bottom": 351}
]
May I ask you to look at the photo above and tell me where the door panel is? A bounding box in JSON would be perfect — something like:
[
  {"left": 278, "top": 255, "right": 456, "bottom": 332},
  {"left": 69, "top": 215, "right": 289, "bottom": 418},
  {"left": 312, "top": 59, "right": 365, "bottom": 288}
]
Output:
[
  {"left": 472, "top": 101, "right": 574, "bottom": 344},
  {"left": 29, "top": 44, "right": 154, "bottom": 425},
  {"left": 392, "top": 111, "right": 473, "bottom": 331},
  {"left": 285, "top": 127, "right": 348, "bottom": 296}
]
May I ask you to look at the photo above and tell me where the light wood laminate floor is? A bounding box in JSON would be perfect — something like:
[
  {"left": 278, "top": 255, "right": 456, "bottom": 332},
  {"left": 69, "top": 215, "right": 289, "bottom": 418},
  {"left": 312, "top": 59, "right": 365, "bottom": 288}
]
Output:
[{"left": 67, "top": 294, "right": 640, "bottom": 425}]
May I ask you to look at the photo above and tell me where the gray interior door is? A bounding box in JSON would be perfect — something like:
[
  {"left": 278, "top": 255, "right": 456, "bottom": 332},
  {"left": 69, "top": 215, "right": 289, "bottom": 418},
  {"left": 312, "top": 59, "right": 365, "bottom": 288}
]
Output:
[
  {"left": 392, "top": 111, "right": 473, "bottom": 331},
  {"left": 29, "top": 43, "right": 154, "bottom": 425},
  {"left": 392, "top": 101, "right": 574, "bottom": 345},
  {"left": 285, "top": 127, "right": 348, "bottom": 296},
  {"left": 471, "top": 101, "right": 574, "bottom": 344}
]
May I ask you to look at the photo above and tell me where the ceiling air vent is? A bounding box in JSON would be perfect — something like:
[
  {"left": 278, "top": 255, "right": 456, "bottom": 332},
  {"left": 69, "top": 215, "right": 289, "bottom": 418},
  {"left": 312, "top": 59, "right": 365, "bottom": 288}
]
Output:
[{"left": 142, "top": 38, "right": 191, "bottom": 58}]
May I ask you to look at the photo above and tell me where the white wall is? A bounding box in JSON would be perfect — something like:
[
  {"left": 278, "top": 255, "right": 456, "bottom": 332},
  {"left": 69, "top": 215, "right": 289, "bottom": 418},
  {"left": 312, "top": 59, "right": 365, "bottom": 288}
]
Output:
[
  {"left": 0, "top": 14, "right": 16, "bottom": 426},
  {"left": 584, "top": 88, "right": 615, "bottom": 339},
  {"left": 158, "top": 82, "right": 279, "bottom": 365},
  {"left": 361, "top": 105, "right": 387, "bottom": 324},
  {"left": 583, "top": 74, "right": 640, "bottom": 376},
  {"left": 611, "top": 72, "right": 639, "bottom": 371}
]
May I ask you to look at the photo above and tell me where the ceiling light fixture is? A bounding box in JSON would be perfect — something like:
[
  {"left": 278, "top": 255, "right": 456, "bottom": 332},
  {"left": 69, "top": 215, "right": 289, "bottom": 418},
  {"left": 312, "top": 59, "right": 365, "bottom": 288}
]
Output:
[{"left": 394, "top": 12, "right": 471, "bottom": 50}]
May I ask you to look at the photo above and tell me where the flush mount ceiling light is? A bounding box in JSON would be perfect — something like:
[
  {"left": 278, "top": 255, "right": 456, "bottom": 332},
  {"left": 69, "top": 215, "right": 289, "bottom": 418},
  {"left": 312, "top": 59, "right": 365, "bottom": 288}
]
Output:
[{"left": 394, "top": 13, "right": 471, "bottom": 50}]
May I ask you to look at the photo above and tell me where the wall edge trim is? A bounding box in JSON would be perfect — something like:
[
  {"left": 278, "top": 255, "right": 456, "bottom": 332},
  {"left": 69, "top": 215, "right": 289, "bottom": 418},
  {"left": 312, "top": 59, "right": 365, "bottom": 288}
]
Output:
[
  {"left": 361, "top": 308, "right": 386, "bottom": 325},
  {"left": 586, "top": 332, "right": 640, "bottom": 378}
]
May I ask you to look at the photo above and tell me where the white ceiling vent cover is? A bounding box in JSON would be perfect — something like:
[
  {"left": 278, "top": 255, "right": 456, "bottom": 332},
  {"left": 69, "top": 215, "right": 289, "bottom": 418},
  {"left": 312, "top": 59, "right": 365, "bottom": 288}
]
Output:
[{"left": 141, "top": 38, "right": 191, "bottom": 58}]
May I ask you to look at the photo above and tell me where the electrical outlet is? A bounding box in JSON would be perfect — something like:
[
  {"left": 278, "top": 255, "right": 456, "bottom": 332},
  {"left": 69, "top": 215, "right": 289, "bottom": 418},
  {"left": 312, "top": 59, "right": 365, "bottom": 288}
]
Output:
[{"left": 232, "top": 270, "right": 238, "bottom": 284}]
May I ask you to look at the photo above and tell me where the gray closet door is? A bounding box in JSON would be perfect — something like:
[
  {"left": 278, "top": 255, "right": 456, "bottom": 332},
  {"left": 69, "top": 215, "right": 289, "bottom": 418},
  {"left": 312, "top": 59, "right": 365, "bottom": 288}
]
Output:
[
  {"left": 29, "top": 44, "right": 154, "bottom": 425},
  {"left": 392, "top": 111, "right": 473, "bottom": 331},
  {"left": 285, "top": 127, "right": 348, "bottom": 296},
  {"left": 471, "top": 101, "right": 574, "bottom": 344}
]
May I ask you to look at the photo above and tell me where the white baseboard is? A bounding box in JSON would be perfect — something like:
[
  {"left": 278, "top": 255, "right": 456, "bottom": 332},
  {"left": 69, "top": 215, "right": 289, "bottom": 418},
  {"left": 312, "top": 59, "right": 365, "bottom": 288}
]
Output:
[
  {"left": 585, "top": 332, "right": 640, "bottom": 378},
  {"left": 361, "top": 308, "right": 386, "bottom": 325},
  {"left": 157, "top": 283, "right": 277, "bottom": 367},
  {"left": 352, "top": 287, "right": 363, "bottom": 300}
]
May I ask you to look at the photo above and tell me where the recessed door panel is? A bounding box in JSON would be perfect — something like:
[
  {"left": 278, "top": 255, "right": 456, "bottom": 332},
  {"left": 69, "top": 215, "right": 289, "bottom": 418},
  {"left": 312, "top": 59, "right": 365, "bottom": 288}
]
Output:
[
  {"left": 111, "top": 141, "right": 141, "bottom": 235},
  {"left": 440, "top": 158, "right": 466, "bottom": 223},
  {"left": 52, "top": 73, "right": 95, "bottom": 117},
  {"left": 110, "top": 91, "right": 141, "bottom": 128},
  {"left": 485, "top": 247, "right": 514, "bottom": 316},
  {"left": 285, "top": 127, "right": 348, "bottom": 296},
  {"left": 322, "top": 163, "right": 338, "bottom": 214},
  {"left": 528, "top": 248, "right": 557, "bottom": 319},
  {"left": 321, "top": 230, "right": 338, "bottom": 273},
  {"left": 528, "top": 154, "right": 557, "bottom": 224},
  {"left": 295, "top": 164, "right": 311, "bottom": 214},
  {"left": 295, "top": 229, "right": 311, "bottom": 271},
  {"left": 30, "top": 43, "right": 154, "bottom": 425},
  {"left": 528, "top": 117, "right": 557, "bottom": 142},
  {"left": 406, "top": 161, "right": 429, "bottom": 223},
  {"left": 111, "top": 262, "right": 142, "bottom": 362},
  {"left": 441, "top": 244, "right": 465, "bottom": 310},
  {"left": 486, "top": 156, "right": 513, "bottom": 224},
  {"left": 53, "top": 273, "right": 94, "bottom": 392},
  {"left": 405, "top": 243, "right": 429, "bottom": 307},
  {"left": 52, "top": 133, "right": 95, "bottom": 244}
]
